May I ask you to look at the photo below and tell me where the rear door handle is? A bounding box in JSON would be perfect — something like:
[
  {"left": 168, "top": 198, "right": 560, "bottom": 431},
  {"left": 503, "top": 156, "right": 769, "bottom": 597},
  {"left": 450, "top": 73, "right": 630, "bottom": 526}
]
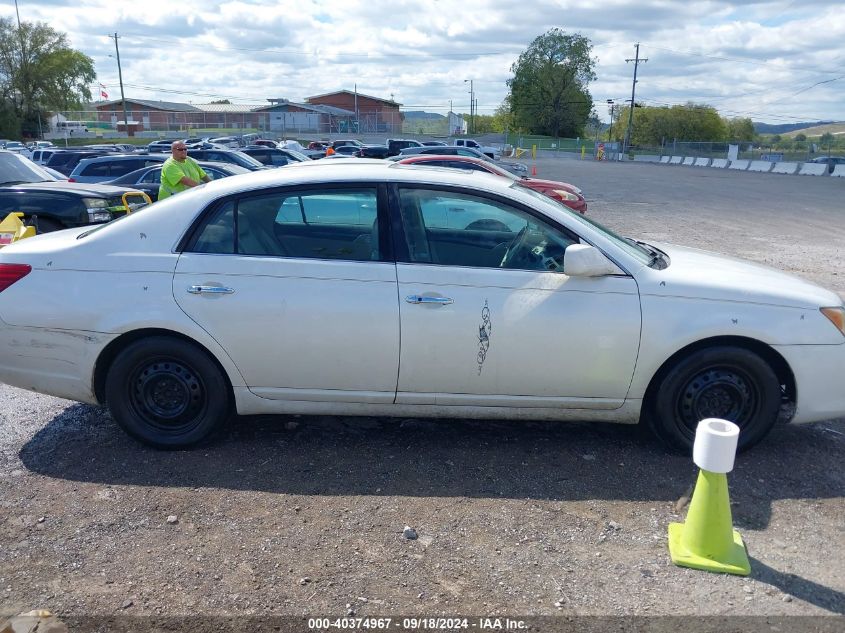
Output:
[
  {"left": 188, "top": 285, "right": 234, "bottom": 295},
  {"left": 405, "top": 295, "right": 454, "bottom": 306}
]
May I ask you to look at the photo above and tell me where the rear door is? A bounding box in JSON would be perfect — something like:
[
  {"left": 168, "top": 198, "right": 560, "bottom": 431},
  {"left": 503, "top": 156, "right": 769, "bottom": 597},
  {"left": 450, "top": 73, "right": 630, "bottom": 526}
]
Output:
[{"left": 174, "top": 183, "right": 401, "bottom": 404}]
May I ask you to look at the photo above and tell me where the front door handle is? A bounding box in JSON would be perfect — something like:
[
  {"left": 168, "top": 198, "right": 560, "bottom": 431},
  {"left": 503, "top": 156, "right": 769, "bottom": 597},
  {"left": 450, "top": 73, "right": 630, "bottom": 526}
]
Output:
[
  {"left": 405, "top": 294, "right": 454, "bottom": 306},
  {"left": 188, "top": 285, "right": 235, "bottom": 295}
]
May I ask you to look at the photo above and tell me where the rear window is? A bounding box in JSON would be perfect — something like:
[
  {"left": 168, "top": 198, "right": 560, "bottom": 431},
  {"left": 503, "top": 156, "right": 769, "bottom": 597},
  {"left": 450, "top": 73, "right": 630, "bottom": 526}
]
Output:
[
  {"left": 80, "top": 162, "right": 111, "bottom": 177},
  {"left": 108, "top": 160, "right": 145, "bottom": 177}
]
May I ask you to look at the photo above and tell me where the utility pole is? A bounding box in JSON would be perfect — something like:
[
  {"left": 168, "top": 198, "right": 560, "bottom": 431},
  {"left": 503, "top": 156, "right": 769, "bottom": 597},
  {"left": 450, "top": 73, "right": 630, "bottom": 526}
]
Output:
[
  {"left": 109, "top": 33, "right": 130, "bottom": 137},
  {"left": 354, "top": 83, "right": 359, "bottom": 134},
  {"left": 622, "top": 43, "right": 647, "bottom": 158},
  {"left": 464, "top": 79, "right": 474, "bottom": 134}
]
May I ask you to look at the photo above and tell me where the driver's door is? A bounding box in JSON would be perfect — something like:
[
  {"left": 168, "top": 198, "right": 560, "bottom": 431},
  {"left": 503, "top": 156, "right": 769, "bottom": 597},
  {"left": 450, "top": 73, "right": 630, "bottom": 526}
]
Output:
[{"left": 394, "top": 186, "right": 641, "bottom": 409}]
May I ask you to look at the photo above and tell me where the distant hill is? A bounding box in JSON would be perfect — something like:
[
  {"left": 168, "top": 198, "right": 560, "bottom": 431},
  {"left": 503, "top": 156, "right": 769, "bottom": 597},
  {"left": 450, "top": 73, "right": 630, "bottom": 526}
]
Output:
[
  {"left": 402, "top": 111, "right": 445, "bottom": 121},
  {"left": 782, "top": 122, "right": 845, "bottom": 138},
  {"left": 754, "top": 121, "right": 839, "bottom": 135}
]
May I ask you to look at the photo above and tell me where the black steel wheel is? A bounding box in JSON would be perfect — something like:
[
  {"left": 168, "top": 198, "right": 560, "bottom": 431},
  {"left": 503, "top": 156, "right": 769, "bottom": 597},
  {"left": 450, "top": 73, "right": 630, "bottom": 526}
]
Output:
[
  {"left": 649, "top": 346, "right": 781, "bottom": 452},
  {"left": 105, "top": 336, "right": 231, "bottom": 448}
]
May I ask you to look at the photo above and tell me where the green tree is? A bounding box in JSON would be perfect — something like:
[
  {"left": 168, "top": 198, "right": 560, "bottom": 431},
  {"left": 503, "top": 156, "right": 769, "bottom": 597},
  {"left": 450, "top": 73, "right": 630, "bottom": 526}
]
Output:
[
  {"left": 0, "top": 18, "right": 95, "bottom": 137},
  {"left": 491, "top": 96, "right": 517, "bottom": 133},
  {"left": 819, "top": 132, "right": 834, "bottom": 148},
  {"left": 612, "top": 103, "right": 727, "bottom": 145},
  {"left": 794, "top": 133, "right": 807, "bottom": 142},
  {"left": 507, "top": 29, "right": 596, "bottom": 137},
  {"left": 725, "top": 117, "right": 755, "bottom": 142}
]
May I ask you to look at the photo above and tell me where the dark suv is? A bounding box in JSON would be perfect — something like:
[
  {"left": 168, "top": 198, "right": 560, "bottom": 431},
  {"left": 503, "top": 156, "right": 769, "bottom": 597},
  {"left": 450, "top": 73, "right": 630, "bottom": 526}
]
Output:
[
  {"left": 0, "top": 150, "right": 147, "bottom": 232},
  {"left": 44, "top": 150, "right": 112, "bottom": 176}
]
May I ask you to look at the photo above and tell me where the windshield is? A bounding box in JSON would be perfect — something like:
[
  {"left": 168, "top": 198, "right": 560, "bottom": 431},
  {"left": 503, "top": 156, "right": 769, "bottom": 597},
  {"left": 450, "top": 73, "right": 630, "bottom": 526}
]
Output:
[
  {"left": 0, "top": 151, "right": 56, "bottom": 185},
  {"left": 233, "top": 152, "right": 265, "bottom": 168},
  {"left": 512, "top": 184, "right": 655, "bottom": 266},
  {"left": 283, "top": 149, "right": 310, "bottom": 162}
]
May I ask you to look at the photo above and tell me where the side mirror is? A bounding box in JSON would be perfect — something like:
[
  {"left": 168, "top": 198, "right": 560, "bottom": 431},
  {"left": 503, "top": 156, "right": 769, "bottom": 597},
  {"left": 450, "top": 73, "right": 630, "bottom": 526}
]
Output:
[{"left": 564, "top": 244, "right": 620, "bottom": 277}]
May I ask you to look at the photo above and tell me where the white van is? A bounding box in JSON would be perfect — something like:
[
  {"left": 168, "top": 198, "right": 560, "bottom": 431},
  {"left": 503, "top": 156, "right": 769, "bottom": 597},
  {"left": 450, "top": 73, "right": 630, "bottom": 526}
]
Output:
[{"left": 55, "top": 121, "right": 88, "bottom": 134}]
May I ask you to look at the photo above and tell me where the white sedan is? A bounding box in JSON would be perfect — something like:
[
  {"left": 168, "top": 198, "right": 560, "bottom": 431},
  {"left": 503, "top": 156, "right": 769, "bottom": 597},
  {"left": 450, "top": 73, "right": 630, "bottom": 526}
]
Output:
[{"left": 0, "top": 161, "right": 843, "bottom": 450}]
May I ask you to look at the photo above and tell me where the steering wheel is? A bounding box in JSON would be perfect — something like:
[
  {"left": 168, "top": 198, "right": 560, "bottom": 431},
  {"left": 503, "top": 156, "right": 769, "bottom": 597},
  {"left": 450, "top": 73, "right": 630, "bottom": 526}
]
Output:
[{"left": 499, "top": 224, "right": 530, "bottom": 268}]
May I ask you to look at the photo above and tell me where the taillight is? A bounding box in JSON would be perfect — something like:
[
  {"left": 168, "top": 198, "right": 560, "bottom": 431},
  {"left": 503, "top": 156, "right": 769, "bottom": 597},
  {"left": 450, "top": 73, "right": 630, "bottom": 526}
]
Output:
[
  {"left": 0, "top": 264, "right": 32, "bottom": 293},
  {"left": 68, "top": 177, "right": 76, "bottom": 182}
]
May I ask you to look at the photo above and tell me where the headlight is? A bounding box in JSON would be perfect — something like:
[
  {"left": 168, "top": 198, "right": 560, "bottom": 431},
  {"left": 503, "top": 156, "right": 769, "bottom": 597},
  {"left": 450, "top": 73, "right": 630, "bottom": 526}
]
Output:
[
  {"left": 82, "top": 198, "right": 112, "bottom": 223},
  {"left": 821, "top": 307, "right": 845, "bottom": 337},
  {"left": 552, "top": 189, "right": 579, "bottom": 202}
]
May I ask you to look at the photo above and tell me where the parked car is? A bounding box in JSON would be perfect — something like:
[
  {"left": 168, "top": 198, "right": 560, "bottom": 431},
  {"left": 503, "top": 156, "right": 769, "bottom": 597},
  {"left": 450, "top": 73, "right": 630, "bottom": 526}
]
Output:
[
  {"left": 307, "top": 141, "right": 328, "bottom": 150},
  {"left": 399, "top": 145, "right": 529, "bottom": 175},
  {"left": 78, "top": 144, "right": 125, "bottom": 153},
  {"left": 1, "top": 160, "right": 843, "bottom": 450},
  {"left": 451, "top": 138, "right": 502, "bottom": 160},
  {"left": 241, "top": 147, "right": 310, "bottom": 167},
  {"left": 251, "top": 139, "right": 279, "bottom": 148},
  {"left": 2, "top": 141, "right": 30, "bottom": 157},
  {"left": 208, "top": 136, "right": 242, "bottom": 149},
  {"left": 397, "top": 155, "right": 587, "bottom": 213},
  {"left": 0, "top": 150, "right": 147, "bottom": 232},
  {"left": 44, "top": 150, "right": 115, "bottom": 176},
  {"left": 421, "top": 141, "right": 448, "bottom": 146},
  {"left": 30, "top": 148, "right": 61, "bottom": 165},
  {"left": 332, "top": 145, "right": 363, "bottom": 156},
  {"left": 186, "top": 148, "right": 267, "bottom": 171},
  {"left": 146, "top": 139, "right": 184, "bottom": 153},
  {"left": 808, "top": 156, "right": 845, "bottom": 174},
  {"left": 105, "top": 161, "right": 251, "bottom": 202},
  {"left": 386, "top": 139, "right": 422, "bottom": 156},
  {"left": 331, "top": 140, "right": 363, "bottom": 149},
  {"left": 357, "top": 145, "right": 391, "bottom": 159},
  {"left": 67, "top": 154, "right": 169, "bottom": 183},
  {"left": 26, "top": 141, "right": 54, "bottom": 150}
]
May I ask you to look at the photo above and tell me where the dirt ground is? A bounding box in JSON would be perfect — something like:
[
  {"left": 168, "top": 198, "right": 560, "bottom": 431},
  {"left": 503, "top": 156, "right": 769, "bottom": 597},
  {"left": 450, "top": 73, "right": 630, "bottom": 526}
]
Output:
[{"left": 1, "top": 158, "right": 844, "bottom": 630}]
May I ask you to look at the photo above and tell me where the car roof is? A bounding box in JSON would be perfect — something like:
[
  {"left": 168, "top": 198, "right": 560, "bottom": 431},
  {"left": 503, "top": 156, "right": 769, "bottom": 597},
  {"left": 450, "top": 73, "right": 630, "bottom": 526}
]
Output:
[{"left": 72, "top": 153, "right": 168, "bottom": 168}]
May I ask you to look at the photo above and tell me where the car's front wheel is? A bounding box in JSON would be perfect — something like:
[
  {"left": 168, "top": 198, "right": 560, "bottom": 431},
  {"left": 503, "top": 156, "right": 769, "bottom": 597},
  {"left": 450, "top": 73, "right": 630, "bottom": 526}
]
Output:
[
  {"left": 648, "top": 346, "right": 781, "bottom": 453},
  {"left": 105, "top": 336, "right": 231, "bottom": 449}
]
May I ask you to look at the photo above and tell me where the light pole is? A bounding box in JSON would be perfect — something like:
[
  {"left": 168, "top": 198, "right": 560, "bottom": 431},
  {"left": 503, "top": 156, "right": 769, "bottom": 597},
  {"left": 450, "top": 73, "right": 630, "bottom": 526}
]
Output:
[
  {"left": 607, "top": 99, "right": 615, "bottom": 141},
  {"left": 464, "top": 79, "right": 473, "bottom": 134}
]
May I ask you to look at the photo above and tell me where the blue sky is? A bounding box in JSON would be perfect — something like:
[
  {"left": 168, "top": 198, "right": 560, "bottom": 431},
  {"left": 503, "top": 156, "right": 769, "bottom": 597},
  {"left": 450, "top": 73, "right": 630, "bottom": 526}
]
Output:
[{"left": 5, "top": 0, "right": 844, "bottom": 124}]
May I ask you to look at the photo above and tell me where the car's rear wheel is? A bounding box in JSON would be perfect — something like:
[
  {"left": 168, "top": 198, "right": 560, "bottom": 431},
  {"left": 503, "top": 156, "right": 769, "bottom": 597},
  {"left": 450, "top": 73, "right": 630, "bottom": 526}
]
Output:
[
  {"left": 648, "top": 346, "right": 781, "bottom": 453},
  {"left": 105, "top": 336, "right": 231, "bottom": 449}
]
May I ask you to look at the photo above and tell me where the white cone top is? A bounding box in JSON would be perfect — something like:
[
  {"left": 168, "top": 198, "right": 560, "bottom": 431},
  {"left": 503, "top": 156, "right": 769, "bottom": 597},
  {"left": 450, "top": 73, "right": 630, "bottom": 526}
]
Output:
[{"left": 693, "top": 418, "right": 740, "bottom": 473}]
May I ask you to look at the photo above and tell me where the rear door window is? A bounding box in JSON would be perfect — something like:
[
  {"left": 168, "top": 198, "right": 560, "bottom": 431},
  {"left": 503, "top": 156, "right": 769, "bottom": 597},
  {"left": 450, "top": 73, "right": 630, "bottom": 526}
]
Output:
[{"left": 80, "top": 162, "right": 111, "bottom": 178}]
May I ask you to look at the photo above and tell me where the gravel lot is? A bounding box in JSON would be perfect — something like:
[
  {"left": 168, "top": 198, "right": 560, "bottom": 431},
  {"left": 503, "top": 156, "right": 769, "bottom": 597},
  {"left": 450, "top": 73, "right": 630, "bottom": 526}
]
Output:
[{"left": 1, "top": 159, "right": 843, "bottom": 629}]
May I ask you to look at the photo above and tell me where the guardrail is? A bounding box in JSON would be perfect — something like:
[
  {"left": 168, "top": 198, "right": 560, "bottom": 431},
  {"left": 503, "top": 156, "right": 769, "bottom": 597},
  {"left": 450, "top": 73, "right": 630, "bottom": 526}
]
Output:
[{"left": 653, "top": 156, "right": 841, "bottom": 178}]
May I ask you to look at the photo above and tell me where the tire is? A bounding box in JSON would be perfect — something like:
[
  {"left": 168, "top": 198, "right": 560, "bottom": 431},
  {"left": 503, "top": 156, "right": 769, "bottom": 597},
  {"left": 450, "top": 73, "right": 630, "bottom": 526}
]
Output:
[
  {"left": 105, "top": 336, "right": 231, "bottom": 449},
  {"left": 648, "top": 346, "right": 780, "bottom": 453}
]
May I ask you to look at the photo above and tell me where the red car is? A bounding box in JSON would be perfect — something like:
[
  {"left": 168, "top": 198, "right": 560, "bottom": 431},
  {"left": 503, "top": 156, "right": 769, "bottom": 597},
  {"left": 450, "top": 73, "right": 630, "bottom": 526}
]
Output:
[{"left": 396, "top": 155, "right": 587, "bottom": 214}]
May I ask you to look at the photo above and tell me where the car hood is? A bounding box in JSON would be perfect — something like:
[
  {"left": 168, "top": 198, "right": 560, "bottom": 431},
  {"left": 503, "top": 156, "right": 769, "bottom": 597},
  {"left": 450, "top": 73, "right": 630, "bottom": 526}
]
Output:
[
  {"left": 0, "top": 181, "right": 141, "bottom": 196},
  {"left": 642, "top": 242, "right": 842, "bottom": 309}
]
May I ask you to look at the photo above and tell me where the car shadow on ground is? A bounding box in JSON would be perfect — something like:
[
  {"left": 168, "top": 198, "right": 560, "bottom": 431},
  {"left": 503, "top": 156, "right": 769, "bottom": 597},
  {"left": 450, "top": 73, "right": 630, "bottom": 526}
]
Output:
[
  {"left": 750, "top": 558, "right": 845, "bottom": 615},
  {"left": 17, "top": 404, "right": 845, "bottom": 531}
]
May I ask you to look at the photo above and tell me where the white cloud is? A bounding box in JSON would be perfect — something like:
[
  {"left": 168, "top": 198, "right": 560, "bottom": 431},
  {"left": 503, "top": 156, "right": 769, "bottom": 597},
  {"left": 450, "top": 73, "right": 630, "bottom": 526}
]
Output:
[{"left": 3, "top": 0, "right": 842, "bottom": 122}]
